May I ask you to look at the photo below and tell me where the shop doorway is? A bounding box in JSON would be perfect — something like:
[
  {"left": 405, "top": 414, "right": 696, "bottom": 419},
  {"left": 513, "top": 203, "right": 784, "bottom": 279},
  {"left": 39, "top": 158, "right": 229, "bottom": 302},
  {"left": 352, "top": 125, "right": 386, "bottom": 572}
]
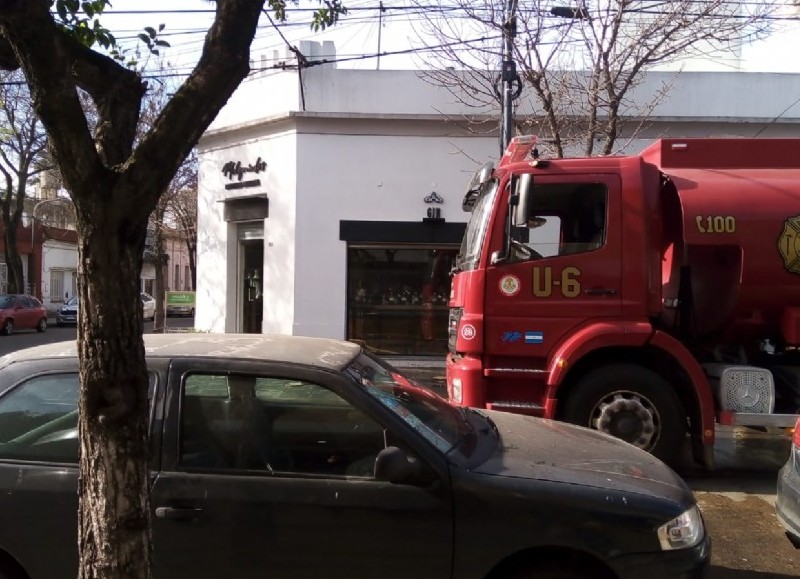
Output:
[{"left": 239, "top": 239, "right": 264, "bottom": 333}]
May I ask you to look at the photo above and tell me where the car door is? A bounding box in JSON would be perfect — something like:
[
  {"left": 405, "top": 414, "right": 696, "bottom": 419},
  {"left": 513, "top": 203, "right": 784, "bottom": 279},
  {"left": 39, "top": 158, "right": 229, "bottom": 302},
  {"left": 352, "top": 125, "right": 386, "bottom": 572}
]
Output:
[
  {"left": 0, "top": 363, "right": 161, "bottom": 579},
  {"left": 15, "top": 296, "right": 34, "bottom": 329},
  {"left": 0, "top": 369, "right": 80, "bottom": 578},
  {"left": 151, "top": 360, "right": 453, "bottom": 579}
]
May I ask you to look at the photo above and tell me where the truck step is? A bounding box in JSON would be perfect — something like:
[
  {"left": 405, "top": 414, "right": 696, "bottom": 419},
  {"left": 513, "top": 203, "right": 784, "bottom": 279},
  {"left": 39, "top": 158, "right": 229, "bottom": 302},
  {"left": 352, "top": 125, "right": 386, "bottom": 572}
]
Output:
[
  {"left": 487, "top": 401, "right": 545, "bottom": 416},
  {"left": 718, "top": 411, "right": 799, "bottom": 428}
]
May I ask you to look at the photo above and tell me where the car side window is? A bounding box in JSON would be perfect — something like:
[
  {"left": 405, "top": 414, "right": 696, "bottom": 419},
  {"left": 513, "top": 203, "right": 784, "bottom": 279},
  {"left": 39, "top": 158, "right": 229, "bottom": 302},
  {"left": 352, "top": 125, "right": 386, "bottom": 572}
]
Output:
[
  {"left": 0, "top": 373, "right": 79, "bottom": 463},
  {"left": 0, "top": 373, "right": 157, "bottom": 465},
  {"left": 180, "top": 373, "right": 386, "bottom": 478}
]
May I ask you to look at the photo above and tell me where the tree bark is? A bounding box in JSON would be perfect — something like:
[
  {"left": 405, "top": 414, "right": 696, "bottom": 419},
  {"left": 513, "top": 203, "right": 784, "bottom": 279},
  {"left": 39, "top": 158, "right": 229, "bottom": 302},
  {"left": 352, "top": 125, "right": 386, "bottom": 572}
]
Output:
[
  {"left": 76, "top": 196, "right": 151, "bottom": 579},
  {"left": 2, "top": 222, "right": 24, "bottom": 293},
  {"left": 0, "top": 3, "right": 268, "bottom": 577}
]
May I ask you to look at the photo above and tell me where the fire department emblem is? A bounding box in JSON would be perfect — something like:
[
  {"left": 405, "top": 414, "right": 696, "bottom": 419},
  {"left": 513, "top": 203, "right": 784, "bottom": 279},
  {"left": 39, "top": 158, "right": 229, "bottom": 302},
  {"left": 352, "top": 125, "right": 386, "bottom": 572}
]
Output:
[
  {"left": 499, "top": 275, "right": 521, "bottom": 296},
  {"left": 779, "top": 215, "right": 800, "bottom": 275}
]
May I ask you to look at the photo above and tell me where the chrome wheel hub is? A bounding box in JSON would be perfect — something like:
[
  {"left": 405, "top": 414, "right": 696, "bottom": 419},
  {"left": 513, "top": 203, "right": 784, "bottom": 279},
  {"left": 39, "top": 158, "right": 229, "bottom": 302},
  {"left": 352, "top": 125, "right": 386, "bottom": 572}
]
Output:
[{"left": 591, "top": 391, "right": 659, "bottom": 451}]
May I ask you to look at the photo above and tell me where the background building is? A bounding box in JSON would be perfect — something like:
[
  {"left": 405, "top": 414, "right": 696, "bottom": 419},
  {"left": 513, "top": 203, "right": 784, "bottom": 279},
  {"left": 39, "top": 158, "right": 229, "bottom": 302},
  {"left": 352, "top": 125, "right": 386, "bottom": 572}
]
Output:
[{"left": 196, "top": 42, "right": 800, "bottom": 358}]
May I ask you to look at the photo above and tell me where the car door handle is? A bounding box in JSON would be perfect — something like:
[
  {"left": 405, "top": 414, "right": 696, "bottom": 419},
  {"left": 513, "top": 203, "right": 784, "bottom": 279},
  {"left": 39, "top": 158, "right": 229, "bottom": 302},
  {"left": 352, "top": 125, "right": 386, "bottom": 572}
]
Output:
[
  {"left": 155, "top": 506, "right": 203, "bottom": 521},
  {"left": 584, "top": 288, "right": 617, "bottom": 296}
]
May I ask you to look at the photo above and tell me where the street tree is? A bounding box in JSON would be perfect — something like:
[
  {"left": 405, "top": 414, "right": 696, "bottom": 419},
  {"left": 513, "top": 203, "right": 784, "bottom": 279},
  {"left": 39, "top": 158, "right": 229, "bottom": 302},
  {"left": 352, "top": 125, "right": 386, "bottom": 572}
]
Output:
[
  {"left": 137, "top": 74, "right": 198, "bottom": 329},
  {"left": 415, "top": 0, "right": 775, "bottom": 157},
  {"left": 166, "top": 153, "right": 199, "bottom": 292},
  {"left": 0, "top": 1, "right": 344, "bottom": 577},
  {"left": 0, "top": 69, "right": 51, "bottom": 293}
]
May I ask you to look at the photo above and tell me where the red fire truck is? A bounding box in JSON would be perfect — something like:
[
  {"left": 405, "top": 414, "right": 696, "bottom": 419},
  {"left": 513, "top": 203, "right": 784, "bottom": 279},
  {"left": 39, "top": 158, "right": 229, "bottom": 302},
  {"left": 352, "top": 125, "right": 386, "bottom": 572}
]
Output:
[{"left": 446, "top": 135, "right": 800, "bottom": 467}]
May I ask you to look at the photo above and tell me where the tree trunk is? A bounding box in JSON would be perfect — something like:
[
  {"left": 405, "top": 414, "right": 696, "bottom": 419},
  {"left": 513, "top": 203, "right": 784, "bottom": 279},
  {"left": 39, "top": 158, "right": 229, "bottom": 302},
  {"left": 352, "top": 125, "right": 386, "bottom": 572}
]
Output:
[
  {"left": 187, "top": 238, "right": 197, "bottom": 291},
  {"left": 76, "top": 203, "right": 152, "bottom": 579},
  {"left": 3, "top": 221, "right": 25, "bottom": 294},
  {"left": 153, "top": 232, "right": 166, "bottom": 333}
]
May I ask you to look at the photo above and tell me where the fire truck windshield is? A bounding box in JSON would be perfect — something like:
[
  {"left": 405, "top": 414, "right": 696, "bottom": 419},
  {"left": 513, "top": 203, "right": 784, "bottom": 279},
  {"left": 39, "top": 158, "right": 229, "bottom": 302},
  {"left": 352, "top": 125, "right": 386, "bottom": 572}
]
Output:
[{"left": 456, "top": 179, "right": 499, "bottom": 272}]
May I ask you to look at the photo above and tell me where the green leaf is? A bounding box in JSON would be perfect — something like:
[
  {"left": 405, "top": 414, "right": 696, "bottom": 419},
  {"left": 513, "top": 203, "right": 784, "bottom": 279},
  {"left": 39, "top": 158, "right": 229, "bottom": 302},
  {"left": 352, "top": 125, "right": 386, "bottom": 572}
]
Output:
[
  {"left": 137, "top": 33, "right": 151, "bottom": 46},
  {"left": 144, "top": 26, "right": 157, "bottom": 39},
  {"left": 155, "top": 40, "right": 171, "bottom": 48}
]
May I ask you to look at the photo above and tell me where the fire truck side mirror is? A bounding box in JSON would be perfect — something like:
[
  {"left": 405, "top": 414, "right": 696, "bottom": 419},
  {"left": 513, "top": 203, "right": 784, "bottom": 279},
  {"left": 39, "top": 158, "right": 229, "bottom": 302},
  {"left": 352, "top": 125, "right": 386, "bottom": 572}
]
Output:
[{"left": 512, "top": 173, "right": 534, "bottom": 227}]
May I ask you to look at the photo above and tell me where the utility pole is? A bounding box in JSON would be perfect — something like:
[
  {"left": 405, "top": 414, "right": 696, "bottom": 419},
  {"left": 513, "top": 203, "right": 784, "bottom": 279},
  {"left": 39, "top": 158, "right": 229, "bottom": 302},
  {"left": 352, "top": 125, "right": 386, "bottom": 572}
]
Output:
[
  {"left": 377, "top": 1, "right": 385, "bottom": 70},
  {"left": 500, "top": 0, "right": 522, "bottom": 152}
]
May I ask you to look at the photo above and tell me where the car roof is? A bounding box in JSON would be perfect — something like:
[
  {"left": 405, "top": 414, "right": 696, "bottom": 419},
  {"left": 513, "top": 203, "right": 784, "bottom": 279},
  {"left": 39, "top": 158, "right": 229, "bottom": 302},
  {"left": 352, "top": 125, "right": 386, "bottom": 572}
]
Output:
[{"left": 0, "top": 333, "right": 364, "bottom": 372}]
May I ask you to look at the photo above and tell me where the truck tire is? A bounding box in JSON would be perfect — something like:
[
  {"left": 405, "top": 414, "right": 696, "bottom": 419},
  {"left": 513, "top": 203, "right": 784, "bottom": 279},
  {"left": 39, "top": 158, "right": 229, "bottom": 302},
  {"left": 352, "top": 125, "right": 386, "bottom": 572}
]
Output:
[{"left": 560, "top": 364, "right": 687, "bottom": 465}]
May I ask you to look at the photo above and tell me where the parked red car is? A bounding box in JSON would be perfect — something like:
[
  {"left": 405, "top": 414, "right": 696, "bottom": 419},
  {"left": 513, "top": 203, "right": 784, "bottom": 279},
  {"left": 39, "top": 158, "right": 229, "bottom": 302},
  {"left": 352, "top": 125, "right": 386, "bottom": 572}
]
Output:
[{"left": 0, "top": 294, "right": 47, "bottom": 335}]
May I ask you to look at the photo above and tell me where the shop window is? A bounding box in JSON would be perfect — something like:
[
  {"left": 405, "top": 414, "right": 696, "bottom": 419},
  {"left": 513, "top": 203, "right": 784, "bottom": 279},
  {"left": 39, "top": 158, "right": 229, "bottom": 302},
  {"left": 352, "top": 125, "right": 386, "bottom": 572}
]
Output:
[{"left": 347, "top": 245, "right": 457, "bottom": 356}]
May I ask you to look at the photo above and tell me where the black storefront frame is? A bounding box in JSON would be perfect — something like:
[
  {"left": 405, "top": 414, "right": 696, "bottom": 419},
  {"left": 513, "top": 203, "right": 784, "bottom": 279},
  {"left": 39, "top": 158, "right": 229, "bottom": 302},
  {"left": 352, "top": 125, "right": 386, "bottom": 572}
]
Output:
[{"left": 340, "top": 220, "right": 466, "bottom": 357}]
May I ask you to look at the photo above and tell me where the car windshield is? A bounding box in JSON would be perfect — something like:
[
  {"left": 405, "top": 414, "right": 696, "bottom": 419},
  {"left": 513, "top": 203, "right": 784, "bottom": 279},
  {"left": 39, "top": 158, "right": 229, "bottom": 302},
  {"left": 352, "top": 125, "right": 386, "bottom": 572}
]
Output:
[
  {"left": 345, "top": 353, "right": 470, "bottom": 454},
  {"left": 0, "top": 295, "right": 14, "bottom": 308},
  {"left": 457, "top": 179, "right": 499, "bottom": 272},
  {"left": 66, "top": 297, "right": 78, "bottom": 306}
]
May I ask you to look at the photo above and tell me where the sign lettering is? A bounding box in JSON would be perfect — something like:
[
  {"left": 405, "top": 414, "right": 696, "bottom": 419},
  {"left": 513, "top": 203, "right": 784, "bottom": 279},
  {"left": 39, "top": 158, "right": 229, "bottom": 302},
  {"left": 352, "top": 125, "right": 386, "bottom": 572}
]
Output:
[
  {"left": 222, "top": 158, "right": 267, "bottom": 182},
  {"left": 696, "top": 215, "right": 736, "bottom": 234},
  {"left": 532, "top": 266, "right": 581, "bottom": 298}
]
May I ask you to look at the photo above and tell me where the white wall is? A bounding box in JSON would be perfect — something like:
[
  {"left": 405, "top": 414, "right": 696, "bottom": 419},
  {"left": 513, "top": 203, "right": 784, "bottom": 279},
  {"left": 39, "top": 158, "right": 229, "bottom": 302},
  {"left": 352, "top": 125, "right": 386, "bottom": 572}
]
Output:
[
  {"left": 208, "top": 66, "right": 800, "bottom": 131},
  {"left": 196, "top": 129, "right": 298, "bottom": 333},
  {"left": 293, "top": 132, "right": 495, "bottom": 339},
  {"left": 40, "top": 240, "right": 77, "bottom": 311}
]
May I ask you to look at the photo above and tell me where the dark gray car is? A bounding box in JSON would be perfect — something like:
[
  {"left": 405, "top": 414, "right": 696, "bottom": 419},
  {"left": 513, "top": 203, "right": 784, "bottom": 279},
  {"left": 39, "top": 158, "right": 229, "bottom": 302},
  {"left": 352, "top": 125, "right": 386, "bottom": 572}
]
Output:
[{"left": 0, "top": 334, "right": 709, "bottom": 579}]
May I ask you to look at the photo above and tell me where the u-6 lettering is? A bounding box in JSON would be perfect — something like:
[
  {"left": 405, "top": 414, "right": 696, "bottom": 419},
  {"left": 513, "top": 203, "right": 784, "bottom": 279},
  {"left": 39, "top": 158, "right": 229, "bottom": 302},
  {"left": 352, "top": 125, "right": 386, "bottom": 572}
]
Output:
[{"left": 533, "top": 266, "right": 581, "bottom": 298}]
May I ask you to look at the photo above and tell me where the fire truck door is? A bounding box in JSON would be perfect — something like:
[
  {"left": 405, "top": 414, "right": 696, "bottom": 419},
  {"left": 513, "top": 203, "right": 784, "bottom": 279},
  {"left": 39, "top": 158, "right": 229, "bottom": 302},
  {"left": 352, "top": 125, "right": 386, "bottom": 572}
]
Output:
[{"left": 484, "top": 175, "right": 622, "bottom": 361}]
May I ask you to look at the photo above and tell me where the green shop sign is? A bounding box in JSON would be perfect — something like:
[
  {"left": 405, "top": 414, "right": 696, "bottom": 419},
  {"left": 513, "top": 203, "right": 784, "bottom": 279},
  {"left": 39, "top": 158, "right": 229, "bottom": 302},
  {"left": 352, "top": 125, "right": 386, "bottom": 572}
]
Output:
[{"left": 165, "top": 291, "right": 196, "bottom": 306}]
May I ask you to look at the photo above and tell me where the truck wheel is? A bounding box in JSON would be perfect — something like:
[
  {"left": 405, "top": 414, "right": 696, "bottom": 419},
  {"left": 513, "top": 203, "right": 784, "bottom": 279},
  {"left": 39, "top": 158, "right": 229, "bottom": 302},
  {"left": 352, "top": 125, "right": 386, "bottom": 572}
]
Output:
[{"left": 561, "top": 364, "right": 686, "bottom": 465}]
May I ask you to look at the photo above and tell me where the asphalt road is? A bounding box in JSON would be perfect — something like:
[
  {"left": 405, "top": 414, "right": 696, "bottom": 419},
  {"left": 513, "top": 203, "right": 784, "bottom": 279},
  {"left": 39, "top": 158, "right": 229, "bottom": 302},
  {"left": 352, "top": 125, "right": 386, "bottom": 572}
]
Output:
[
  {"left": 0, "top": 323, "right": 798, "bottom": 577},
  {"left": 0, "top": 315, "right": 196, "bottom": 356}
]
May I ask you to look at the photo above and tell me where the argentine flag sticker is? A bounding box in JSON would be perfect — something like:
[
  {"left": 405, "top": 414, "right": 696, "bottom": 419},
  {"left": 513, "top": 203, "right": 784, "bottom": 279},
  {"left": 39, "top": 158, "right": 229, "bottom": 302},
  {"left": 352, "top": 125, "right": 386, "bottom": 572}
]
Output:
[{"left": 524, "top": 331, "right": 544, "bottom": 344}]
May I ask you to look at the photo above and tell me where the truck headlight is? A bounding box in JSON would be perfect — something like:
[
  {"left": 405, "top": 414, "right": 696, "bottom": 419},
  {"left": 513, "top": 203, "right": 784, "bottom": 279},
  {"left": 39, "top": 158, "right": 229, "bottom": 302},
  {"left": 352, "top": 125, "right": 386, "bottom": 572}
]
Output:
[
  {"left": 657, "top": 505, "right": 704, "bottom": 550},
  {"left": 450, "top": 378, "right": 462, "bottom": 404}
]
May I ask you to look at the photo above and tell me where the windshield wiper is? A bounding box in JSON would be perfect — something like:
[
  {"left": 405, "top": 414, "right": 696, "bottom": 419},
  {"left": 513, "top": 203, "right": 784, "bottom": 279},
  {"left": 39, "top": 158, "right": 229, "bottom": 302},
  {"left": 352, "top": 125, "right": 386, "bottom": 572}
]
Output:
[{"left": 467, "top": 407, "right": 498, "bottom": 435}]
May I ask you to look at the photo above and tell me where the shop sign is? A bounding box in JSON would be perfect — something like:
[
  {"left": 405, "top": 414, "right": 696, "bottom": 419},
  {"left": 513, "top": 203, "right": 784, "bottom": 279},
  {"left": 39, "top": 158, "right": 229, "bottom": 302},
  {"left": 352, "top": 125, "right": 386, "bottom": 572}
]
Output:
[{"left": 222, "top": 157, "right": 267, "bottom": 190}]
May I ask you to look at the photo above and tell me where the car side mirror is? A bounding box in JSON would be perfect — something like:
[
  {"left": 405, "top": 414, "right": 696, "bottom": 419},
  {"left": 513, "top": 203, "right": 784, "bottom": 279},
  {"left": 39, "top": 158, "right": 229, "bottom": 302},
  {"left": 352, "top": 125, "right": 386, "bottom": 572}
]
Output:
[{"left": 374, "top": 446, "right": 419, "bottom": 484}]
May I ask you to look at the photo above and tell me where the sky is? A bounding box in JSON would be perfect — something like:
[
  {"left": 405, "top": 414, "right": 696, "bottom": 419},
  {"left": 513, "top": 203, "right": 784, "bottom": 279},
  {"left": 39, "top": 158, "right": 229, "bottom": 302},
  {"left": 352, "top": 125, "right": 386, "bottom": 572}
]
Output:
[{"left": 101, "top": 0, "right": 800, "bottom": 74}]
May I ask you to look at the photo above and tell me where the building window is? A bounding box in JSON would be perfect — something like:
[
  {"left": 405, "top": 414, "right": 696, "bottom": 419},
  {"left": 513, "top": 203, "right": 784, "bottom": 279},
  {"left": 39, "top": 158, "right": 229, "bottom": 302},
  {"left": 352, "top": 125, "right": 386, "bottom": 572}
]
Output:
[
  {"left": 50, "top": 270, "right": 64, "bottom": 303},
  {"left": 174, "top": 264, "right": 180, "bottom": 290},
  {"left": 184, "top": 265, "right": 191, "bottom": 290},
  {"left": 347, "top": 245, "right": 457, "bottom": 356}
]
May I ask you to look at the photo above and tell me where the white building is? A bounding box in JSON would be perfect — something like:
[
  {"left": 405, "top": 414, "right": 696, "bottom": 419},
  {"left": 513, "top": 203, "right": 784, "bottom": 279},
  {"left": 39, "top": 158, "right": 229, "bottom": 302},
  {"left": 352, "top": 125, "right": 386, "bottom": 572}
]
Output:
[{"left": 195, "top": 42, "right": 800, "bottom": 357}]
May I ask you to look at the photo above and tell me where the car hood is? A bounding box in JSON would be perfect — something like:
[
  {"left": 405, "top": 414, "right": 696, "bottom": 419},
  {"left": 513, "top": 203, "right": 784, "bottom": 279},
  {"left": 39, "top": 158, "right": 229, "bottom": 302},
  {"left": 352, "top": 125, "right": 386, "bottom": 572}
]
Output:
[{"left": 471, "top": 410, "right": 691, "bottom": 502}]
